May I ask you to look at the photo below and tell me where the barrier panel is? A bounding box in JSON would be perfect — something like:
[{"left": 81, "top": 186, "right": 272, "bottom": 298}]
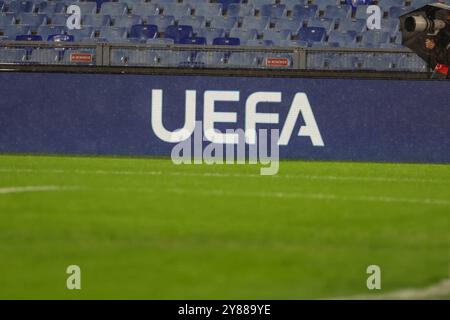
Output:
[{"left": 0, "top": 71, "right": 449, "bottom": 163}]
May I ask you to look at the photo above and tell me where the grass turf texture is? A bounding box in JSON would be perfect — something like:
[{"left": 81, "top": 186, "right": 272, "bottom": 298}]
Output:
[{"left": 0, "top": 155, "right": 449, "bottom": 299}]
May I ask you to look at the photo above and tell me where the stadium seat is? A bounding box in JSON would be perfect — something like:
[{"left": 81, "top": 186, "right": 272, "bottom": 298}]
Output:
[
  {"left": 262, "top": 29, "right": 291, "bottom": 45},
  {"left": 145, "top": 15, "right": 175, "bottom": 31},
  {"left": 280, "top": 0, "right": 308, "bottom": 10},
  {"left": 313, "top": 0, "right": 340, "bottom": 11},
  {"left": 2, "top": 25, "right": 30, "bottom": 39},
  {"left": 337, "top": 18, "right": 366, "bottom": 33},
  {"left": 130, "top": 3, "right": 159, "bottom": 16},
  {"left": 37, "top": 25, "right": 67, "bottom": 40},
  {"left": 229, "top": 28, "right": 258, "bottom": 43},
  {"left": 17, "top": 13, "right": 47, "bottom": 28},
  {"left": 129, "top": 24, "right": 158, "bottom": 41},
  {"left": 0, "top": 47, "right": 26, "bottom": 63},
  {"left": 241, "top": 16, "right": 270, "bottom": 31},
  {"left": 324, "top": 5, "right": 352, "bottom": 20},
  {"left": 248, "top": 0, "right": 276, "bottom": 10},
  {"left": 164, "top": 25, "right": 193, "bottom": 43},
  {"left": 193, "top": 3, "right": 223, "bottom": 17},
  {"left": 227, "top": 4, "right": 254, "bottom": 17},
  {"left": 360, "top": 30, "right": 390, "bottom": 46},
  {"left": 178, "top": 15, "right": 206, "bottom": 30},
  {"left": 377, "top": 0, "right": 405, "bottom": 11},
  {"left": 113, "top": 15, "right": 141, "bottom": 29},
  {"left": 212, "top": 36, "right": 240, "bottom": 45},
  {"left": 209, "top": 16, "right": 237, "bottom": 30},
  {"left": 74, "top": 2, "right": 98, "bottom": 15},
  {"left": 15, "top": 34, "right": 42, "bottom": 41},
  {"left": 297, "top": 26, "right": 326, "bottom": 44},
  {"left": 179, "top": 36, "right": 207, "bottom": 45},
  {"left": 308, "top": 18, "right": 335, "bottom": 33},
  {"left": 83, "top": 14, "right": 111, "bottom": 27},
  {"left": 0, "top": 1, "right": 4, "bottom": 12},
  {"left": 100, "top": 3, "right": 128, "bottom": 16},
  {"left": 49, "top": 14, "right": 70, "bottom": 26},
  {"left": 327, "top": 30, "right": 357, "bottom": 46},
  {"left": 160, "top": 4, "right": 191, "bottom": 19},
  {"left": 292, "top": 5, "right": 318, "bottom": 20},
  {"left": 260, "top": 4, "right": 287, "bottom": 18},
  {"left": 273, "top": 17, "right": 303, "bottom": 35},
  {"left": 5, "top": 1, "right": 34, "bottom": 14},
  {"left": 0, "top": 13, "right": 15, "bottom": 27},
  {"left": 354, "top": 5, "right": 370, "bottom": 20},
  {"left": 36, "top": 1, "right": 65, "bottom": 15},
  {"left": 195, "top": 27, "right": 225, "bottom": 45},
  {"left": 98, "top": 26, "right": 128, "bottom": 43},
  {"left": 382, "top": 18, "right": 400, "bottom": 36},
  {"left": 67, "top": 27, "right": 95, "bottom": 41},
  {"left": 389, "top": 6, "right": 414, "bottom": 19}
]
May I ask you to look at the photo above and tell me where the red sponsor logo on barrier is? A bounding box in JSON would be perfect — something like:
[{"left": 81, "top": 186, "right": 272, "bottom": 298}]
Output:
[
  {"left": 70, "top": 52, "right": 93, "bottom": 63},
  {"left": 435, "top": 63, "right": 449, "bottom": 75},
  {"left": 266, "top": 57, "right": 289, "bottom": 67}
]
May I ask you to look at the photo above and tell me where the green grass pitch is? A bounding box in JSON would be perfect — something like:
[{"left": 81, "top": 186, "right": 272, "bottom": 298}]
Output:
[{"left": 0, "top": 154, "right": 449, "bottom": 299}]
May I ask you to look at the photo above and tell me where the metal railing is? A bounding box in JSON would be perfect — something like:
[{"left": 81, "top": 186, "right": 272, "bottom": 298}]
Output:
[{"left": 0, "top": 40, "right": 430, "bottom": 73}]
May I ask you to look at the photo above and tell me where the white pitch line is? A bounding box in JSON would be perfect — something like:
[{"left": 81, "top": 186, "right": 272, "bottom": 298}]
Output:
[
  {"left": 0, "top": 185, "right": 76, "bottom": 195},
  {"left": 165, "top": 188, "right": 450, "bottom": 206},
  {"left": 0, "top": 167, "right": 448, "bottom": 184},
  {"left": 333, "top": 278, "right": 450, "bottom": 300}
]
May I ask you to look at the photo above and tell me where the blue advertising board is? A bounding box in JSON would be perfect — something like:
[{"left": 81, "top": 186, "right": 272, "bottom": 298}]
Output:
[{"left": 0, "top": 71, "right": 449, "bottom": 163}]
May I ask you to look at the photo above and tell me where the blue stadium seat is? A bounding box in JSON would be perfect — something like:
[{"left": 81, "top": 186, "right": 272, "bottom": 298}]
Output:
[
  {"left": 324, "top": 5, "right": 352, "bottom": 20},
  {"left": 5, "top": 1, "right": 34, "bottom": 14},
  {"left": 2, "top": 25, "right": 30, "bottom": 39},
  {"left": 0, "top": 48, "right": 26, "bottom": 63},
  {"left": 280, "top": 0, "right": 308, "bottom": 10},
  {"left": 262, "top": 29, "right": 291, "bottom": 45},
  {"left": 313, "top": 0, "right": 340, "bottom": 11},
  {"left": 216, "top": 0, "right": 241, "bottom": 10},
  {"left": 209, "top": 16, "right": 237, "bottom": 30},
  {"left": 229, "top": 28, "right": 258, "bottom": 42},
  {"left": 160, "top": 4, "right": 191, "bottom": 19},
  {"left": 260, "top": 4, "right": 287, "bottom": 18},
  {"left": 248, "top": 0, "right": 276, "bottom": 9},
  {"left": 74, "top": 2, "right": 97, "bottom": 15},
  {"left": 195, "top": 51, "right": 226, "bottom": 66},
  {"left": 100, "top": 3, "right": 128, "bottom": 16},
  {"left": 360, "top": 30, "right": 390, "bottom": 45},
  {"left": 99, "top": 26, "right": 128, "bottom": 42},
  {"left": 378, "top": 0, "right": 405, "bottom": 11},
  {"left": 0, "top": 13, "right": 15, "bottom": 27},
  {"left": 113, "top": 15, "right": 141, "bottom": 29},
  {"left": 195, "top": 27, "right": 224, "bottom": 44},
  {"left": 179, "top": 36, "right": 206, "bottom": 45},
  {"left": 47, "top": 34, "right": 74, "bottom": 42},
  {"left": 0, "top": 1, "right": 4, "bottom": 12},
  {"left": 16, "top": 34, "right": 42, "bottom": 41},
  {"left": 212, "top": 36, "right": 240, "bottom": 45},
  {"left": 130, "top": 3, "right": 159, "bottom": 16},
  {"left": 67, "top": 27, "right": 95, "bottom": 41},
  {"left": 37, "top": 25, "right": 67, "bottom": 40},
  {"left": 129, "top": 24, "right": 158, "bottom": 41},
  {"left": 327, "top": 30, "right": 357, "bottom": 46},
  {"left": 227, "top": 4, "right": 254, "bottom": 17},
  {"left": 344, "top": 0, "right": 373, "bottom": 9},
  {"left": 292, "top": 5, "right": 318, "bottom": 20},
  {"left": 308, "top": 18, "right": 334, "bottom": 33},
  {"left": 241, "top": 16, "right": 270, "bottom": 30},
  {"left": 36, "top": 1, "right": 65, "bottom": 15},
  {"left": 389, "top": 6, "right": 413, "bottom": 19},
  {"left": 194, "top": 3, "right": 222, "bottom": 17},
  {"left": 298, "top": 26, "right": 326, "bottom": 43},
  {"left": 145, "top": 15, "right": 175, "bottom": 31},
  {"left": 382, "top": 18, "right": 400, "bottom": 36},
  {"left": 49, "top": 14, "right": 70, "bottom": 26},
  {"left": 354, "top": 5, "right": 370, "bottom": 20},
  {"left": 164, "top": 24, "right": 193, "bottom": 43},
  {"left": 178, "top": 15, "right": 205, "bottom": 29},
  {"left": 273, "top": 17, "right": 303, "bottom": 34},
  {"left": 337, "top": 18, "right": 366, "bottom": 33},
  {"left": 83, "top": 14, "right": 111, "bottom": 27},
  {"left": 18, "top": 13, "right": 47, "bottom": 28}
]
